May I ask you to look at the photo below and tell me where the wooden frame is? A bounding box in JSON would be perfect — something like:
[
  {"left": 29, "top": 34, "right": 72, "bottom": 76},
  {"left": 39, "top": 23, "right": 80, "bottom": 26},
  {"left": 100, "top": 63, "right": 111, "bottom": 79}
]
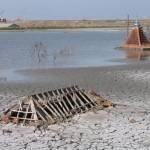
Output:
[{"left": 4, "top": 86, "right": 98, "bottom": 126}]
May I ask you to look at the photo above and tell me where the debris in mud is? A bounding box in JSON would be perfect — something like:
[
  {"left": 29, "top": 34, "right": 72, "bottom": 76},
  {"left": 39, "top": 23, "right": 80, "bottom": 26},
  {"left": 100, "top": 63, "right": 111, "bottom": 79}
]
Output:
[
  {"left": 1, "top": 86, "right": 113, "bottom": 126},
  {"left": 2, "top": 129, "right": 12, "bottom": 135},
  {"left": 129, "top": 118, "right": 136, "bottom": 123},
  {"left": 88, "top": 90, "right": 113, "bottom": 107}
]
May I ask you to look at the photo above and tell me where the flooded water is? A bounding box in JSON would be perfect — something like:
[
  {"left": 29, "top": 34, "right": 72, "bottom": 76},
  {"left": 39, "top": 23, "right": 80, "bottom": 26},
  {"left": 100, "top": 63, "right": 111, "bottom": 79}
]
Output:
[
  {"left": 0, "top": 29, "right": 126, "bottom": 70},
  {"left": 0, "top": 29, "right": 139, "bottom": 82}
]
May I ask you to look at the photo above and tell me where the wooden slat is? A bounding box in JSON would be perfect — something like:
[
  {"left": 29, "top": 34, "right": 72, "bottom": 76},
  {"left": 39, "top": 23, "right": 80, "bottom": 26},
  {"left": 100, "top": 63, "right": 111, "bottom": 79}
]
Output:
[
  {"left": 74, "top": 92, "right": 89, "bottom": 111},
  {"left": 60, "top": 95, "right": 70, "bottom": 112},
  {"left": 36, "top": 94, "right": 43, "bottom": 101},
  {"left": 65, "top": 89, "right": 79, "bottom": 109},
  {"left": 47, "top": 101, "right": 62, "bottom": 118},
  {"left": 10, "top": 117, "right": 36, "bottom": 121},
  {"left": 52, "top": 100, "right": 67, "bottom": 119},
  {"left": 58, "top": 97, "right": 69, "bottom": 116},
  {"left": 73, "top": 86, "right": 95, "bottom": 106},
  {"left": 56, "top": 89, "right": 70, "bottom": 116},
  {"left": 64, "top": 94, "right": 75, "bottom": 111},
  {"left": 34, "top": 100, "right": 54, "bottom": 123},
  {"left": 11, "top": 110, "right": 32, "bottom": 114},
  {"left": 36, "top": 110, "right": 47, "bottom": 122},
  {"left": 51, "top": 91, "right": 65, "bottom": 117},
  {"left": 71, "top": 93, "right": 82, "bottom": 112},
  {"left": 16, "top": 100, "right": 23, "bottom": 120},
  {"left": 41, "top": 93, "right": 47, "bottom": 101},
  {"left": 23, "top": 101, "right": 30, "bottom": 125},
  {"left": 79, "top": 91, "right": 97, "bottom": 106},
  {"left": 52, "top": 91, "right": 57, "bottom": 99},
  {"left": 77, "top": 91, "right": 94, "bottom": 108},
  {"left": 43, "top": 103, "right": 58, "bottom": 119},
  {"left": 30, "top": 98, "right": 38, "bottom": 121}
]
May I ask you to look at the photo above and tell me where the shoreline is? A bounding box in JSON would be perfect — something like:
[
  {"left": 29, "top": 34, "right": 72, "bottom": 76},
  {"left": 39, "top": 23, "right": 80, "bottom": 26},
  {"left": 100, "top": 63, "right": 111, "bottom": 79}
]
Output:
[
  {"left": 0, "top": 61, "right": 150, "bottom": 97},
  {"left": 0, "top": 27, "right": 127, "bottom": 32}
]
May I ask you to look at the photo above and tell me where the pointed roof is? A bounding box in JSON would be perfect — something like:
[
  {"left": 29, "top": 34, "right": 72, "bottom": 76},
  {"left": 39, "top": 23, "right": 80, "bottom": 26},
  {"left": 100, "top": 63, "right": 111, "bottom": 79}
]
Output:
[{"left": 122, "top": 21, "right": 150, "bottom": 49}]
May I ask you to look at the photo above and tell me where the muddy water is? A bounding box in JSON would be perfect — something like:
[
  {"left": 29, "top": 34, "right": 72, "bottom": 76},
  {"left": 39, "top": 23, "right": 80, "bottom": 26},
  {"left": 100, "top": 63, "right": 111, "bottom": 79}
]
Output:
[{"left": 0, "top": 29, "right": 129, "bottom": 82}]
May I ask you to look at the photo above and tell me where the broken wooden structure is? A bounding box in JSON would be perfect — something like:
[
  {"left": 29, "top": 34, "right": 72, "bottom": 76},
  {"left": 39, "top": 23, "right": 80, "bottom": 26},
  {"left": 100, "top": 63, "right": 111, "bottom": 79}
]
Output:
[
  {"left": 121, "top": 20, "right": 150, "bottom": 50},
  {"left": 1, "top": 86, "right": 111, "bottom": 126}
]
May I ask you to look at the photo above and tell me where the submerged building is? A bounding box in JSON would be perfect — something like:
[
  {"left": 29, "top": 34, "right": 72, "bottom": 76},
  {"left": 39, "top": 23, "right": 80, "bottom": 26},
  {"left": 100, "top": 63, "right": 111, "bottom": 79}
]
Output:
[{"left": 121, "top": 20, "right": 150, "bottom": 50}]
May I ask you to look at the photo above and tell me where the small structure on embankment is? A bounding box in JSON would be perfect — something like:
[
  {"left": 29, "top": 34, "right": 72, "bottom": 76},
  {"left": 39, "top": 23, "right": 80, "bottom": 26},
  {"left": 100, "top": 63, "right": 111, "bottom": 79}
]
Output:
[
  {"left": 1, "top": 86, "right": 112, "bottom": 126},
  {"left": 121, "top": 20, "right": 150, "bottom": 50}
]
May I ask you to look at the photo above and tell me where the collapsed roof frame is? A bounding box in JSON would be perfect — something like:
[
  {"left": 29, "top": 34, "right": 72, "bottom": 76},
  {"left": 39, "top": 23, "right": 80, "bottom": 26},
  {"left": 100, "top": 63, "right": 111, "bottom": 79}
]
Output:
[{"left": 4, "top": 86, "right": 99, "bottom": 126}]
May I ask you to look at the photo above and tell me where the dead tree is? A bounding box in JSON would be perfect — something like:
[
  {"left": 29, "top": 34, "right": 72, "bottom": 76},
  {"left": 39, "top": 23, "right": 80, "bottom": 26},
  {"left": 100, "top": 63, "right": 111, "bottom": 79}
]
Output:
[{"left": 32, "top": 42, "right": 48, "bottom": 63}]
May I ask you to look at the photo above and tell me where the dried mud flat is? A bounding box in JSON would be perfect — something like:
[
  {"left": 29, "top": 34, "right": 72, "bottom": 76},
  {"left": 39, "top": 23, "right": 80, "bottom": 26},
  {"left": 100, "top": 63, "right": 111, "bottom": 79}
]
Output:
[{"left": 0, "top": 63, "right": 150, "bottom": 150}]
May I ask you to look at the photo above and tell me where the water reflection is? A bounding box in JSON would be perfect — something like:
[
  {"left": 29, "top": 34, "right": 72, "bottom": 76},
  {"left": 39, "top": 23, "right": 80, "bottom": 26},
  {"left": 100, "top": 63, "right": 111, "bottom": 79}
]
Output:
[{"left": 124, "top": 49, "right": 150, "bottom": 61}]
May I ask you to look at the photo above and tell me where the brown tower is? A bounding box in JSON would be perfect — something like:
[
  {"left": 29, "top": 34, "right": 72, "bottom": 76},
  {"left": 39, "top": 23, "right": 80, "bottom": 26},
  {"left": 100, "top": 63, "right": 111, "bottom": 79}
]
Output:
[{"left": 122, "top": 21, "right": 150, "bottom": 50}]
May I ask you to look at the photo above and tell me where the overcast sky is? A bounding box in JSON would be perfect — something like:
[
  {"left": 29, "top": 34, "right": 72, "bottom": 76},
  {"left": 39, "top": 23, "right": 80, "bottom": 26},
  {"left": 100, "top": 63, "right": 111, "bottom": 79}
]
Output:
[{"left": 0, "top": 0, "right": 149, "bottom": 20}]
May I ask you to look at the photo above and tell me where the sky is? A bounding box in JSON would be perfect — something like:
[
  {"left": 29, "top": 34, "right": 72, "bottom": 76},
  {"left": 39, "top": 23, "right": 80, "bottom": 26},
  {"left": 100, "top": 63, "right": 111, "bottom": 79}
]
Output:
[{"left": 0, "top": 0, "right": 150, "bottom": 20}]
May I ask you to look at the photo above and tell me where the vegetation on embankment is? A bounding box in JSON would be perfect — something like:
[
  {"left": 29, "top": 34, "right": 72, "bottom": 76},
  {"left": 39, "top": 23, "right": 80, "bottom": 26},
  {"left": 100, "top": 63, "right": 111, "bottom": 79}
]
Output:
[
  {"left": 1, "top": 19, "right": 150, "bottom": 30},
  {"left": 17, "top": 19, "right": 150, "bottom": 29}
]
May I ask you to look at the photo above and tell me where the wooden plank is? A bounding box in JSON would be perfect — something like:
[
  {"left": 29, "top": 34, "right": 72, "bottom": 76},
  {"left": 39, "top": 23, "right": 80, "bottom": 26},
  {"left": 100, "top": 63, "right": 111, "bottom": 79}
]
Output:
[
  {"left": 60, "top": 94, "right": 74, "bottom": 115},
  {"left": 76, "top": 89, "right": 96, "bottom": 106},
  {"left": 63, "top": 93, "right": 75, "bottom": 110},
  {"left": 19, "top": 100, "right": 23, "bottom": 111},
  {"left": 51, "top": 90, "right": 68, "bottom": 118},
  {"left": 10, "top": 117, "right": 36, "bottom": 121},
  {"left": 70, "top": 92, "right": 81, "bottom": 111},
  {"left": 66, "top": 87, "right": 72, "bottom": 94},
  {"left": 41, "top": 93, "right": 47, "bottom": 100},
  {"left": 65, "top": 89, "right": 78, "bottom": 109},
  {"left": 46, "top": 92, "right": 53, "bottom": 102},
  {"left": 74, "top": 92, "right": 89, "bottom": 111},
  {"left": 16, "top": 100, "right": 23, "bottom": 120},
  {"left": 30, "top": 98, "right": 38, "bottom": 121},
  {"left": 79, "top": 91, "right": 97, "bottom": 107},
  {"left": 23, "top": 101, "right": 30, "bottom": 125},
  {"left": 36, "top": 110, "right": 47, "bottom": 122},
  {"left": 76, "top": 91, "right": 94, "bottom": 108},
  {"left": 57, "top": 97, "right": 69, "bottom": 116},
  {"left": 34, "top": 100, "right": 54, "bottom": 123},
  {"left": 52, "top": 100, "right": 67, "bottom": 119},
  {"left": 52, "top": 91, "right": 57, "bottom": 99},
  {"left": 60, "top": 95, "right": 70, "bottom": 112},
  {"left": 48, "top": 91, "right": 53, "bottom": 97},
  {"left": 36, "top": 94, "right": 43, "bottom": 101},
  {"left": 47, "top": 100, "right": 62, "bottom": 118},
  {"left": 43, "top": 103, "right": 58, "bottom": 119},
  {"left": 56, "top": 89, "right": 70, "bottom": 116},
  {"left": 11, "top": 110, "right": 32, "bottom": 113}
]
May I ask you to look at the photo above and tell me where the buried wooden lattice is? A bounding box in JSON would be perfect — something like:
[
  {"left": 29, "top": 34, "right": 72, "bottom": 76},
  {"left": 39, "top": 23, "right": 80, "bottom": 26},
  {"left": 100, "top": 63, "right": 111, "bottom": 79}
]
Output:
[{"left": 6, "top": 86, "right": 99, "bottom": 125}]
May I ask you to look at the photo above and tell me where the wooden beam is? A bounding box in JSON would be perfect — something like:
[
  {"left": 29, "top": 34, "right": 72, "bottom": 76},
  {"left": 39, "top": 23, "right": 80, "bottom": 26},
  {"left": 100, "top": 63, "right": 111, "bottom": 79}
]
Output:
[
  {"left": 47, "top": 100, "right": 62, "bottom": 118},
  {"left": 30, "top": 98, "right": 38, "bottom": 121},
  {"left": 56, "top": 89, "right": 70, "bottom": 116},
  {"left": 74, "top": 92, "right": 89, "bottom": 111},
  {"left": 78, "top": 90, "right": 96, "bottom": 107},
  {"left": 23, "top": 100, "right": 30, "bottom": 125},
  {"left": 71, "top": 92, "right": 81, "bottom": 111},
  {"left": 43, "top": 103, "right": 58, "bottom": 119},
  {"left": 52, "top": 100, "right": 67, "bottom": 119},
  {"left": 62, "top": 93, "right": 75, "bottom": 110},
  {"left": 34, "top": 100, "right": 54, "bottom": 123}
]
